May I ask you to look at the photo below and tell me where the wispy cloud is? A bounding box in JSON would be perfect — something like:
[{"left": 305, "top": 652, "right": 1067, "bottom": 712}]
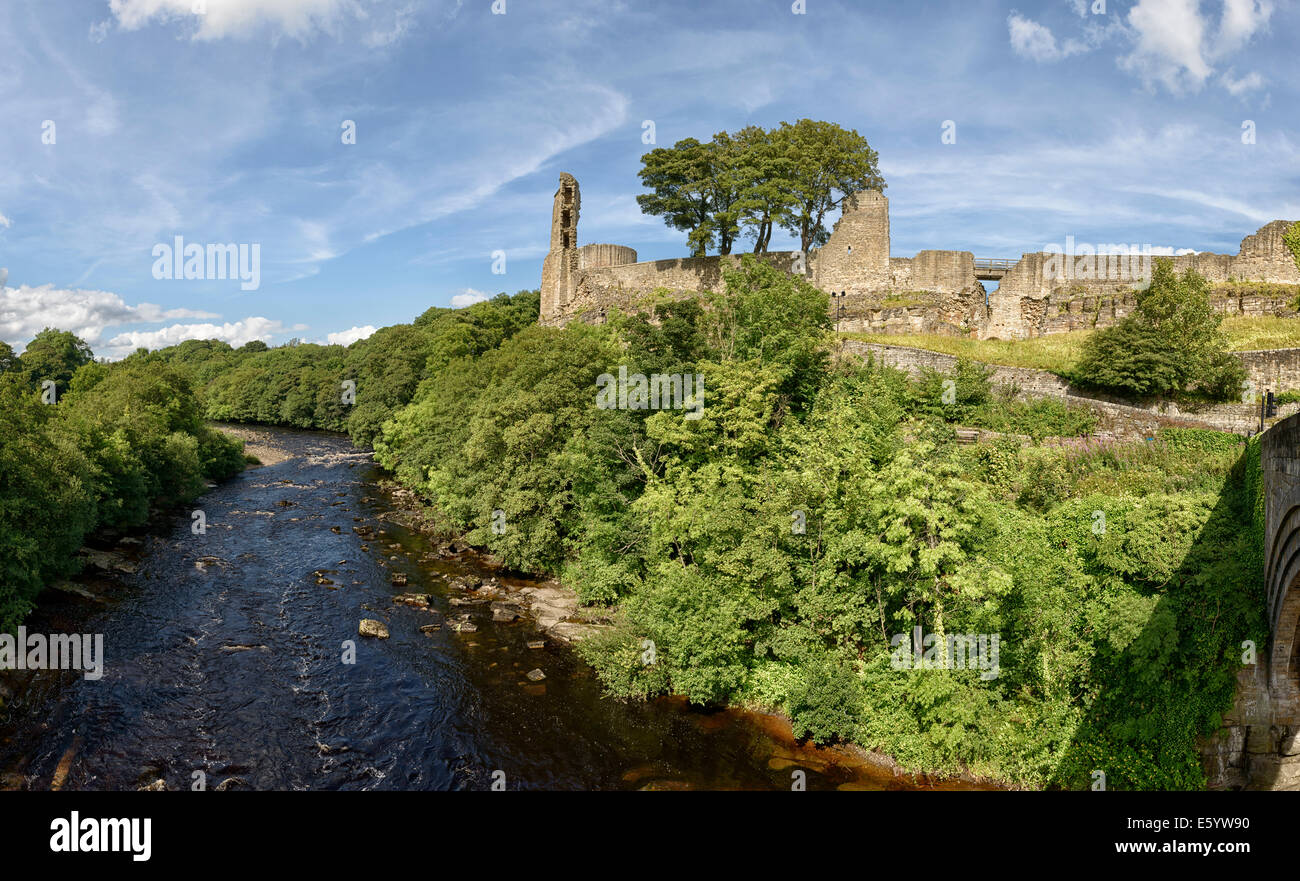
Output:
[
  {"left": 107, "top": 0, "right": 421, "bottom": 45},
  {"left": 1120, "top": 0, "right": 1273, "bottom": 93},
  {"left": 1008, "top": 12, "right": 1090, "bottom": 63}
]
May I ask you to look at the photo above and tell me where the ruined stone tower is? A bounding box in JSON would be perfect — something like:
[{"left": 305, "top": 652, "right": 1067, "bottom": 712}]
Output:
[
  {"left": 814, "top": 190, "right": 892, "bottom": 293},
  {"left": 540, "top": 173, "right": 581, "bottom": 321}
]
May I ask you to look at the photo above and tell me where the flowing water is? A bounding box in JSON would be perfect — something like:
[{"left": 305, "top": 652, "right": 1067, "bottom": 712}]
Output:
[{"left": 0, "top": 428, "right": 987, "bottom": 791}]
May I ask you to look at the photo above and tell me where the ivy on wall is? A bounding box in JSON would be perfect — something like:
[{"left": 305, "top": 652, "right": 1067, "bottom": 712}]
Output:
[{"left": 1285, "top": 221, "right": 1300, "bottom": 273}]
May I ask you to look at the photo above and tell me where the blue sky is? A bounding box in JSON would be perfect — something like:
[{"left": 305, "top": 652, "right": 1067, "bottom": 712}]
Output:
[{"left": 0, "top": 0, "right": 1295, "bottom": 357}]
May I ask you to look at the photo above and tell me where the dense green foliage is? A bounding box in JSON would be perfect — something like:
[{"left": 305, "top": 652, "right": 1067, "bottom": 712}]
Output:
[
  {"left": 138, "top": 291, "right": 540, "bottom": 448},
  {"left": 42, "top": 261, "right": 1265, "bottom": 790},
  {"left": 909, "top": 358, "right": 1098, "bottom": 441},
  {"left": 0, "top": 340, "right": 244, "bottom": 631},
  {"left": 1074, "top": 260, "right": 1246, "bottom": 400},
  {"left": 18, "top": 328, "right": 94, "bottom": 396},
  {"left": 637, "top": 119, "right": 885, "bottom": 255},
  {"left": 366, "top": 256, "right": 1264, "bottom": 789}
]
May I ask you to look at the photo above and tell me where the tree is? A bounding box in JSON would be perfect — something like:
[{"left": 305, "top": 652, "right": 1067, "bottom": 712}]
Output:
[
  {"left": 636, "top": 138, "right": 717, "bottom": 257},
  {"left": 637, "top": 122, "right": 887, "bottom": 256},
  {"left": 0, "top": 341, "right": 17, "bottom": 373},
  {"left": 1075, "top": 259, "right": 1245, "bottom": 399},
  {"left": 731, "top": 125, "right": 796, "bottom": 254},
  {"left": 705, "top": 255, "right": 832, "bottom": 413},
  {"left": 20, "top": 328, "right": 94, "bottom": 394},
  {"left": 774, "top": 119, "right": 885, "bottom": 253},
  {"left": 699, "top": 130, "right": 745, "bottom": 256}
]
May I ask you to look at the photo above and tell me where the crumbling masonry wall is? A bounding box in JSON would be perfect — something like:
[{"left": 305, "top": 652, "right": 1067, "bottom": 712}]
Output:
[{"left": 537, "top": 173, "right": 1299, "bottom": 339}]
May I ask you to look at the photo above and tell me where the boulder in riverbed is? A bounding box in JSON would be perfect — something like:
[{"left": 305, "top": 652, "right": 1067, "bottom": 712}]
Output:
[
  {"left": 491, "top": 603, "right": 521, "bottom": 622},
  {"left": 359, "top": 619, "right": 389, "bottom": 639}
]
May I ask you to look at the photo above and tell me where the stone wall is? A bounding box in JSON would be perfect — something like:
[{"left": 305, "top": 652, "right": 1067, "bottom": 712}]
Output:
[
  {"left": 1201, "top": 411, "right": 1300, "bottom": 790},
  {"left": 537, "top": 172, "right": 1300, "bottom": 342},
  {"left": 842, "top": 339, "right": 1294, "bottom": 436},
  {"left": 553, "top": 252, "right": 803, "bottom": 325},
  {"left": 1238, "top": 348, "right": 1300, "bottom": 393},
  {"left": 813, "top": 189, "right": 891, "bottom": 291},
  {"left": 989, "top": 226, "right": 1300, "bottom": 340}
]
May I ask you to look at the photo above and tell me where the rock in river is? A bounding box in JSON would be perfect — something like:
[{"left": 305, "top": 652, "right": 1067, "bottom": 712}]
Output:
[{"left": 359, "top": 619, "right": 389, "bottom": 639}]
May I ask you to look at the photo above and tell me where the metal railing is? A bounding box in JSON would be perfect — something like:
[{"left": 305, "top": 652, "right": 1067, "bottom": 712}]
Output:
[{"left": 973, "top": 258, "right": 1017, "bottom": 271}]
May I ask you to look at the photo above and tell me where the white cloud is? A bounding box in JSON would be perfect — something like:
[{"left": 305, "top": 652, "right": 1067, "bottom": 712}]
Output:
[
  {"left": 1120, "top": 0, "right": 1211, "bottom": 92},
  {"left": 326, "top": 324, "right": 376, "bottom": 345},
  {"left": 1120, "top": 0, "right": 1273, "bottom": 93},
  {"left": 1213, "top": 0, "right": 1273, "bottom": 57},
  {"left": 107, "top": 316, "right": 287, "bottom": 353},
  {"left": 107, "top": 0, "right": 416, "bottom": 44},
  {"left": 0, "top": 284, "right": 217, "bottom": 351},
  {"left": 1221, "top": 69, "right": 1264, "bottom": 95},
  {"left": 450, "top": 288, "right": 490, "bottom": 308},
  {"left": 1008, "top": 13, "right": 1088, "bottom": 63},
  {"left": 0, "top": 212, "right": 11, "bottom": 229}
]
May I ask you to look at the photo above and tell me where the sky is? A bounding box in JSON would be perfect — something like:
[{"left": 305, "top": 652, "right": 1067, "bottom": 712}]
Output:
[{"left": 0, "top": 0, "right": 1295, "bottom": 358}]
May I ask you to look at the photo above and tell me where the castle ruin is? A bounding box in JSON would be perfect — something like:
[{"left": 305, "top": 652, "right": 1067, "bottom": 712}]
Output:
[{"left": 538, "top": 173, "right": 1300, "bottom": 339}]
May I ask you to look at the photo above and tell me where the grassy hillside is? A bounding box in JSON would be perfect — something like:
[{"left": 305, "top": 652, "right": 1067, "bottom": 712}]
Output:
[{"left": 845, "top": 315, "right": 1300, "bottom": 377}]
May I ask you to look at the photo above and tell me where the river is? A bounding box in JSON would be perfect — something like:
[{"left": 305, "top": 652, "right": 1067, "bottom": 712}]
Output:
[{"left": 0, "top": 428, "right": 987, "bottom": 791}]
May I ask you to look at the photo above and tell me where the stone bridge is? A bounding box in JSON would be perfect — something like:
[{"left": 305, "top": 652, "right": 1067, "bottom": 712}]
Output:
[
  {"left": 1264, "top": 413, "right": 1300, "bottom": 706},
  {"left": 972, "top": 257, "right": 1017, "bottom": 281},
  {"left": 1204, "top": 412, "right": 1300, "bottom": 788}
]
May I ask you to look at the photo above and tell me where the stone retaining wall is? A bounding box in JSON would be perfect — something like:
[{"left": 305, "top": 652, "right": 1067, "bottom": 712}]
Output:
[{"left": 841, "top": 340, "right": 1297, "bottom": 436}]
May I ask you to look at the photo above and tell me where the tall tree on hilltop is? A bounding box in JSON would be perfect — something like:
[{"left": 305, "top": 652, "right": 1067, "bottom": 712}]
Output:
[
  {"left": 701, "top": 130, "right": 745, "bottom": 256},
  {"left": 0, "top": 341, "right": 17, "bottom": 373},
  {"left": 775, "top": 119, "right": 885, "bottom": 253},
  {"left": 731, "top": 125, "right": 796, "bottom": 254},
  {"left": 636, "top": 138, "right": 717, "bottom": 257}
]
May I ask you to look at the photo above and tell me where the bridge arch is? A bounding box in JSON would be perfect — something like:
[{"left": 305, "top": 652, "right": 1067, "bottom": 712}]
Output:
[{"left": 1263, "top": 413, "right": 1300, "bottom": 704}]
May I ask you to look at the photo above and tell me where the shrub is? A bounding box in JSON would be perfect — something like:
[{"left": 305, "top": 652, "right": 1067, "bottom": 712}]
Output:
[{"left": 1074, "top": 260, "right": 1245, "bottom": 400}]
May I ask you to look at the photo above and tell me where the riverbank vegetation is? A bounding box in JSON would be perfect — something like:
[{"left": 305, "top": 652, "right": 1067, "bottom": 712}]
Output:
[
  {"left": 0, "top": 333, "right": 244, "bottom": 630},
  {"left": 26, "top": 262, "right": 1268, "bottom": 789},
  {"left": 362, "top": 259, "right": 1260, "bottom": 789}
]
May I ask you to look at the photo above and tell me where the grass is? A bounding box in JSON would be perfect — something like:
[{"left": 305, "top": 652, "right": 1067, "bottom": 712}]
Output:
[
  {"left": 1218, "top": 316, "right": 1300, "bottom": 351},
  {"left": 843, "top": 330, "right": 1092, "bottom": 373},
  {"left": 844, "top": 315, "right": 1300, "bottom": 375}
]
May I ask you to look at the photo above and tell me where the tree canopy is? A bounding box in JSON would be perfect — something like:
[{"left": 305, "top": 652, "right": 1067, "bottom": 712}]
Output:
[
  {"left": 19, "top": 328, "right": 95, "bottom": 394},
  {"left": 637, "top": 119, "right": 885, "bottom": 256}
]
